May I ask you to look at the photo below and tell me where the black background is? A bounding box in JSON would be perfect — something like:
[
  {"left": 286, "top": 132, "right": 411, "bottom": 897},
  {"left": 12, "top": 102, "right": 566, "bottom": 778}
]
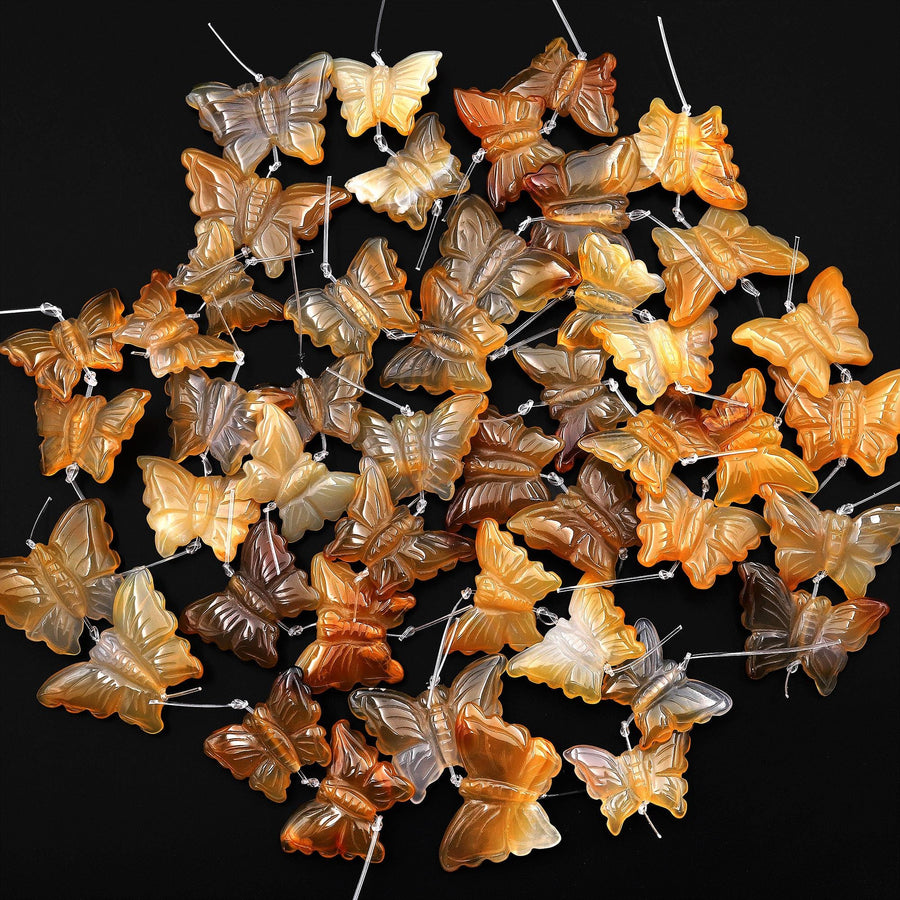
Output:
[{"left": 1, "top": 2, "right": 898, "bottom": 897}]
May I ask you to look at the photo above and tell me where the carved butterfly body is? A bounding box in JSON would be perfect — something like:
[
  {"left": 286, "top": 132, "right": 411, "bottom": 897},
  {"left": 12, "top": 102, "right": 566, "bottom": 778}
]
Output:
[
  {"left": 187, "top": 53, "right": 333, "bottom": 173},
  {"left": 349, "top": 654, "right": 506, "bottom": 803},
  {"left": 1, "top": 289, "right": 125, "bottom": 400},
  {"left": 37, "top": 569, "right": 203, "bottom": 733},
  {"left": 738, "top": 562, "right": 889, "bottom": 696},
  {"left": 0, "top": 498, "right": 120, "bottom": 655}
]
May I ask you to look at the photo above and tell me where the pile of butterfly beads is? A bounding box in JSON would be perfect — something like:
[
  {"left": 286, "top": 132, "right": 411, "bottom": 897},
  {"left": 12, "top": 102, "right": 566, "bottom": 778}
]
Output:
[{"left": 1, "top": 15, "right": 898, "bottom": 882}]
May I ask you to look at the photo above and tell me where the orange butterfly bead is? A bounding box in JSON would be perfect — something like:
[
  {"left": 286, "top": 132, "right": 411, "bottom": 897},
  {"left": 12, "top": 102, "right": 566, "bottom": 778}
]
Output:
[
  {"left": 281, "top": 720, "right": 413, "bottom": 861},
  {"left": 449, "top": 518, "right": 561, "bottom": 655},
  {"left": 36, "top": 387, "right": 150, "bottom": 483},
  {"left": 439, "top": 704, "right": 561, "bottom": 871},
  {"left": 296, "top": 555, "right": 415, "bottom": 692}
]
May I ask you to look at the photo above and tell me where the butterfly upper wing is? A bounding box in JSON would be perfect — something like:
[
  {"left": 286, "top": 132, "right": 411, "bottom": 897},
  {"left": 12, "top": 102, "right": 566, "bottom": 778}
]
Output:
[
  {"left": 762, "top": 487, "right": 832, "bottom": 590},
  {"left": 854, "top": 371, "right": 900, "bottom": 475},
  {"left": 805, "top": 266, "right": 873, "bottom": 365},
  {"left": 382, "top": 51, "right": 442, "bottom": 133},
  {"left": 76, "top": 289, "right": 127, "bottom": 370},
  {"left": 564, "top": 745, "right": 637, "bottom": 834},
  {"left": 830, "top": 506, "right": 900, "bottom": 599},
  {"left": 420, "top": 392, "right": 489, "bottom": 499}
]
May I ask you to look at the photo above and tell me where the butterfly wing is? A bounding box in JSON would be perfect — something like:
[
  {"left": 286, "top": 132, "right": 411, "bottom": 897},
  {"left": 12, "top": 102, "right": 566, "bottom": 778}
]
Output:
[
  {"left": 77, "top": 289, "right": 126, "bottom": 370},
  {"left": 762, "top": 487, "right": 831, "bottom": 590},
  {"left": 382, "top": 51, "right": 442, "bottom": 134},
  {"left": 830, "top": 506, "right": 900, "bottom": 599},
  {"left": 856, "top": 371, "right": 900, "bottom": 475},
  {"left": 805, "top": 266, "right": 873, "bottom": 367},
  {"left": 568, "top": 53, "right": 619, "bottom": 136},
  {"left": 78, "top": 388, "right": 151, "bottom": 482},
  {"left": 268, "top": 53, "right": 333, "bottom": 164},
  {"left": 0, "top": 327, "right": 79, "bottom": 401},
  {"left": 564, "top": 745, "right": 640, "bottom": 834}
]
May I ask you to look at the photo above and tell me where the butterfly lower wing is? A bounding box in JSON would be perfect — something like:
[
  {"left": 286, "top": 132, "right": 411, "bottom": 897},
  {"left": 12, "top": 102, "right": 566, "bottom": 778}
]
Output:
[
  {"left": 383, "top": 51, "right": 442, "bottom": 134},
  {"left": 0, "top": 329, "right": 78, "bottom": 401},
  {"left": 683, "top": 505, "right": 768, "bottom": 589},
  {"left": 138, "top": 456, "right": 203, "bottom": 557},
  {"left": 281, "top": 800, "right": 383, "bottom": 861},
  {"left": 81, "top": 389, "right": 151, "bottom": 482},
  {"left": 48, "top": 498, "right": 119, "bottom": 586},
  {"left": 331, "top": 57, "right": 380, "bottom": 136},
  {"left": 762, "top": 488, "right": 829, "bottom": 589},
  {"left": 421, "top": 392, "right": 489, "bottom": 499},
  {"left": 830, "top": 506, "right": 900, "bottom": 599},
  {"left": 639, "top": 677, "right": 732, "bottom": 748},
  {"left": 855, "top": 371, "right": 900, "bottom": 475},
  {"left": 564, "top": 744, "right": 637, "bottom": 834},
  {"left": 204, "top": 722, "right": 295, "bottom": 802},
  {"left": 568, "top": 55, "right": 618, "bottom": 136}
]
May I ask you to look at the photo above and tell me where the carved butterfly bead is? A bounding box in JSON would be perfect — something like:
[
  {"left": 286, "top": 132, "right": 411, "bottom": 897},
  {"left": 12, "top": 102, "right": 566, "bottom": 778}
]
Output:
[
  {"left": 180, "top": 519, "right": 319, "bottom": 667},
  {"left": 331, "top": 51, "right": 441, "bottom": 136},
  {"left": 114, "top": 270, "right": 235, "bottom": 377},
  {"left": 381, "top": 267, "right": 507, "bottom": 395},
  {"left": 770, "top": 366, "right": 900, "bottom": 476},
  {"left": 349, "top": 654, "right": 506, "bottom": 803},
  {"left": 187, "top": 52, "right": 333, "bottom": 173},
  {"left": 565, "top": 732, "right": 690, "bottom": 835},
  {"left": 0, "top": 498, "right": 119, "bottom": 655},
  {"left": 325, "top": 458, "right": 474, "bottom": 598},
  {"left": 732, "top": 267, "right": 873, "bottom": 397},
  {"left": 1, "top": 289, "right": 125, "bottom": 401},
  {"left": 503, "top": 37, "right": 618, "bottom": 136},
  {"left": 761, "top": 486, "right": 900, "bottom": 600},
  {"left": 453, "top": 88, "right": 564, "bottom": 210},
  {"left": 37, "top": 569, "right": 203, "bottom": 734},
  {"left": 633, "top": 98, "right": 747, "bottom": 208},
  {"left": 652, "top": 208, "right": 808, "bottom": 326},
  {"left": 523, "top": 136, "right": 640, "bottom": 260},
  {"left": 345, "top": 113, "right": 467, "bottom": 229},
  {"left": 559, "top": 233, "right": 664, "bottom": 348},
  {"left": 182, "top": 149, "right": 350, "bottom": 278},
  {"left": 592, "top": 309, "right": 717, "bottom": 406},
  {"left": 506, "top": 575, "right": 644, "bottom": 703},
  {"left": 170, "top": 220, "right": 283, "bottom": 336},
  {"left": 738, "top": 562, "right": 889, "bottom": 696},
  {"left": 354, "top": 391, "right": 488, "bottom": 502},
  {"left": 436, "top": 195, "right": 579, "bottom": 325},
  {"left": 514, "top": 344, "right": 630, "bottom": 472},
  {"left": 36, "top": 387, "right": 150, "bottom": 483},
  {"left": 281, "top": 721, "right": 412, "bottom": 860},
  {"left": 603, "top": 618, "right": 733, "bottom": 749},
  {"left": 138, "top": 456, "right": 260, "bottom": 563},
  {"left": 205, "top": 668, "right": 331, "bottom": 801},
  {"left": 235, "top": 404, "right": 357, "bottom": 543},
  {"left": 507, "top": 457, "right": 639, "bottom": 577},
  {"left": 295, "top": 555, "right": 415, "bottom": 692},
  {"left": 636, "top": 475, "right": 769, "bottom": 589},
  {"left": 450, "top": 518, "right": 561, "bottom": 655},
  {"left": 439, "top": 704, "right": 561, "bottom": 871},
  {"left": 165, "top": 369, "right": 260, "bottom": 475},
  {"left": 285, "top": 236, "right": 416, "bottom": 361},
  {"left": 445, "top": 406, "right": 564, "bottom": 531}
]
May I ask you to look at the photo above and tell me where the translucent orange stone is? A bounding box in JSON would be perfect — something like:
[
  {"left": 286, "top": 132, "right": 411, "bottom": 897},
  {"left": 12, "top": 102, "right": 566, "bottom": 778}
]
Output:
[
  {"left": 636, "top": 474, "right": 769, "bottom": 589},
  {"left": 180, "top": 519, "right": 319, "bottom": 667},
  {"left": 0, "top": 289, "right": 125, "bottom": 401},
  {"left": 354, "top": 391, "right": 488, "bottom": 502},
  {"left": 633, "top": 98, "right": 747, "bottom": 208},
  {"left": 437, "top": 195, "right": 579, "bottom": 325},
  {"left": 514, "top": 344, "right": 630, "bottom": 472},
  {"left": 204, "top": 667, "right": 331, "bottom": 802},
  {"left": 507, "top": 457, "right": 638, "bottom": 577},
  {"left": 296, "top": 555, "right": 415, "bottom": 692},
  {"left": 187, "top": 52, "right": 333, "bottom": 172},
  {"left": 137, "top": 456, "right": 260, "bottom": 563},
  {"left": 739, "top": 562, "right": 889, "bottom": 695},
  {"left": 381, "top": 267, "right": 507, "bottom": 395},
  {"left": 439, "top": 704, "right": 561, "bottom": 871},
  {"left": 182, "top": 149, "right": 350, "bottom": 278},
  {"left": 770, "top": 366, "right": 900, "bottom": 476},
  {"left": 36, "top": 387, "right": 150, "bottom": 483},
  {"left": 36, "top": 569, "right": 203, "bottom": 734},
  {"left": 114, "top": 270, "right": 235, "bottom": 378},
  {"left": 503, "top": 37, "right": 618, "bottom": 136},
  {"left": 454, "top": 88, "right": 564, "bottom": 210},
  {"left": 653, "top": 208, "right": 808, "bottom": 326},
  {"left": 281, "top": 720, "right": 413, "bottom": 861},
  {"left": 345, "top": 113, "right": 467, "bottom": 229},
  {"left": 450, "top": 518, "right": 561, "bottom": 655},
  {"left": 566, "top": 732, "right": 690, "bottom": 835},
  {"left": 445, "top": 406, "right": 563, "bottom": 531},
  {"left": 0, "top": 498, "right": 119, "bottom": 655},
  {"left": 761, "top": 486, "right": 900, "bottom": 600},
  {"left": 325, "top": 457, "right": 474, "bottom": 597},
  {"left": 732, "top": 267, "right": 873, "bottom": 398}
]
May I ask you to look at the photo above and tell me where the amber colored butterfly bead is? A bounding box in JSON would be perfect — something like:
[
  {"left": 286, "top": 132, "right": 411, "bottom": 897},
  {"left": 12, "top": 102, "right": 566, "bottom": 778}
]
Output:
[
  {"left": 36, "top": 387, "right": 150, "bottom": 483},
  {"left": 450, "top": 518, "right": 561, "bottom": 655},
  {"left": 180, "top": 519, "right": 319, "bottom": 667},
  {"left": 325, "top": 457, "right": 474, "bottom": 597},
  {"left": 204, "top": 668, "right": 331, "bottom": 802},
  {"left": 445, "top": 406, "right": 564, "bottom": 531},
  {"left": 0, "top": 498, "right": 119, "bottom": 655},
  {"left": 738, "top": 562, "right": 889, "bottom": 696},
  {"left": 281, "top": 720, "right": 413, "bottom": 861},
  {"left": 439, "top": 704, "right": 561, "bottom": 871},
  {"left": 296, "top": 555, "right": 415, "bottom": 692}
]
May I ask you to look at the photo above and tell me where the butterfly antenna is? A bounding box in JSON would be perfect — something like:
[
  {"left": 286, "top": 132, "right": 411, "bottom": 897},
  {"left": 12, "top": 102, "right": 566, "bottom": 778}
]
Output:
[
  {"left": 206, "top": 22, "right": 263, "bottom": 82},
  {"left": 656, "top": 17, "right": 690, "bottom": 113},
  {"left": 325, "top": 366, "right": 413, "bottom": 416},
  {"left": 639, "top": 802, "right": 663, "bottom": 839},
  {"left": 808, "top": 457, "right": 848, "bottom": 500},
  {"left": 550, "top": 1, "right": 587, "bottom": 58},
  {"left": 222, "top": 486, "right": 237, "bottom": 576},
  {"left": 602, "top": 378, "right": 638, "bottom": 417},
  {"left": 442, "top": 148, "right": 485, "bottom": 220},
  {"left": 785, "top": 236, "right": 802, "bottom": 311},
  {"left": 64, "top": 465, "right": 85, "bottom": 500},
  {"left": 426, "top": 589, "right": 472, "bottom": 705},
  {"left": 0, "top": 302, "right": 63, "bottom": 319},
  {"left": 516, "top": 215, "right": 546, "bottom": 236},
  {"left": 684, "top": 638, "right": 840, "bottom": 665},
  {"left": 25, "top": 495, "right": 53, "bottom": 549},
  {"left": 262, "top": 504, "right": 282, "bottom": 576},
  {"left": 286, "top": 231, "right": 306, "bottom": 374},
  {"left": 371, "top": 0, "right": 387, "bottom": 65},
  {"left": 119, "top": 538, "right": 202, "bottom": 577},
  {"left": 837, "top": 479, "right": 900, "bottom": 516},
  {"left": 784, "top": 661, "right": 800, "bottom": 699},
  {"left": 351, "top": 815, "right": 383, "bottom": 900},
  {"left": 320, "top": 176, "right": 338, "bottom": 284},
  {"left": 672, "top": 195, "right": 691, "bottom": 228},
  {"left": 608, "top": 626, "right": 684, "bottom": 675},
  {"left": 266, "top": 145, "right": 281, "bottom": 178},
  {"left": 489, "top": 289, "right": 572, "bottom": 360},
  {"left": 674, "top": 383, "right": 749, "bottom": 407},
  {"left": 415, "top": 199, "right": 444, "bottom": 271},
  {"left": 493, "top": 325, "right": 559, "bottom": 361},
  {"left": 679, "top": 448, "right": 758, "bottom": 467}
]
